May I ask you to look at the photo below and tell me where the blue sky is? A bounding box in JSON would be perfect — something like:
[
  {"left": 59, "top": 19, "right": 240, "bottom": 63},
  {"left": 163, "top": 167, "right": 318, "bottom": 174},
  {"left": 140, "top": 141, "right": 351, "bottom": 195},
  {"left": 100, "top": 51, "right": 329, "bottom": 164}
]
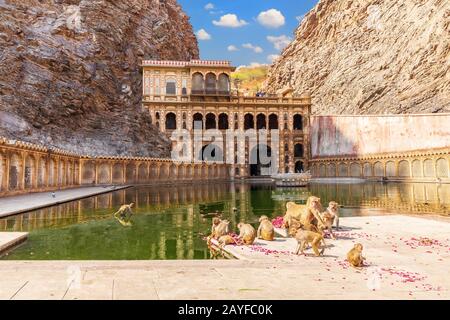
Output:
[{"left": 177, "top": 0, "right": 319, "bottom": 67}]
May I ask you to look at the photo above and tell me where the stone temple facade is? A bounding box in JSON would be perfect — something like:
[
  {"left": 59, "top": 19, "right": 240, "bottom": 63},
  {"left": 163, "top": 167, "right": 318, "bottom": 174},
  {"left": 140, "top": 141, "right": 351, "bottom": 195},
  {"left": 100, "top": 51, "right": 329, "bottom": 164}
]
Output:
[{"left": 141, "top": 59, "right": 311, "bottom": 178}]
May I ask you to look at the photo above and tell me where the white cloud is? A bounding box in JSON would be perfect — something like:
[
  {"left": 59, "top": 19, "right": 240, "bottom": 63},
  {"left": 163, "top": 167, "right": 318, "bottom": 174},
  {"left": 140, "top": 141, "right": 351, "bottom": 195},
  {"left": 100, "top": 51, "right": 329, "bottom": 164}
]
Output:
[
  {"left": 213, "top": 14, "right": 248, "bottom": 28},
  {"left": 242, "top": 43, "right": 263, "bottom": 53},
  {"left": 267, "top": 54, "right": 280, "bottom": 63},
  {"left": 196, "top": 29, "right": 211, "bottom": 40},
  {"left": 267, "top": 35, "right": 292, "bottom": 51},
  {"left": 204, "top": 3, "right": 214, "bottom": 10},
  {"left": 257, "top": 9, "right": 285, "bottom": 28},
  {"left": 227, "top": 45, "right": 239, "bottom": 52}
]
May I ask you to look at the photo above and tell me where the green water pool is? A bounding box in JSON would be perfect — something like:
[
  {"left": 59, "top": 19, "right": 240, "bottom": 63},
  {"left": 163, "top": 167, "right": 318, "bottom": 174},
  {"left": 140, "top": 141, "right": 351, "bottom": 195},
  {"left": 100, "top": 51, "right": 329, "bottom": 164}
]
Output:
[{"left": 0, "top": 182, "right": 448, "bottom": 260}]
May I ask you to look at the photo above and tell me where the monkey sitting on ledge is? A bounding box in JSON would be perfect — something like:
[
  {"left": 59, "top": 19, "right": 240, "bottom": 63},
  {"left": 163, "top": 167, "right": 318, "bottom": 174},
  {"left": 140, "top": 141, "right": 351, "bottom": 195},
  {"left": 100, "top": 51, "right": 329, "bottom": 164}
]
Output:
[
  {"left": 237, "top": 223, "right": 256, "bottom": 245},
  {"left": 257, "top": 215, "right": 275, "bottom": 241}
]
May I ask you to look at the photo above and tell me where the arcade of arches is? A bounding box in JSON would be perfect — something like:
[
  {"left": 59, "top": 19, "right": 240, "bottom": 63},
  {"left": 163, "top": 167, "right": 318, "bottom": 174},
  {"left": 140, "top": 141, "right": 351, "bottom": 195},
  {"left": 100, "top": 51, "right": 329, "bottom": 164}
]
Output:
[
  {"left": 0, "top": 138, "right": 229, "bottom": 197},
  {"left": 309, "top": 150, "right": 450, "bottom": 183}
]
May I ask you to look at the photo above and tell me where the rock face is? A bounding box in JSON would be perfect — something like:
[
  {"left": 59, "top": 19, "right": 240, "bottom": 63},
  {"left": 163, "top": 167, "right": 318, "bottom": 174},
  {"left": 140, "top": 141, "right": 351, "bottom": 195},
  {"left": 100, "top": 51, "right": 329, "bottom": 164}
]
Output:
[
  {"left": 265, "top": 0, "right": 450, "bottom": 114},
  {"left": 0, "top": 0, "right": 199, "bottom": 156}
]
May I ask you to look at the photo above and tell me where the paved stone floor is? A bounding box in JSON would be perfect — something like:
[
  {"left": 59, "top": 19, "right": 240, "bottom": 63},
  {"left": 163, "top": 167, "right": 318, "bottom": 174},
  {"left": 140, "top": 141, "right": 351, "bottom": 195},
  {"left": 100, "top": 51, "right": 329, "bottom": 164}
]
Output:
[
  {"left": 0, "top": 186, "right": 130, "bottom": 218},
  {"left": 0, "top": 215, "right": 448, "bottom": 300},
  {"left": 0, "top": 232, "right": 28, "bottom": 253}
]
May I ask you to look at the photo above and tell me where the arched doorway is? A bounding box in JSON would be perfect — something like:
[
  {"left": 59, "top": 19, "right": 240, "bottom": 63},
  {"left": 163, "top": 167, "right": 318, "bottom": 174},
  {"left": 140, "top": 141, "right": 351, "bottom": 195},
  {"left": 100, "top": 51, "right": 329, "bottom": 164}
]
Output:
[
  {"left": 9, "top": 154, "right": 21, "bottom": 190},
  {"left": 218, "top": 73, "right": 230, "bottom": 94},
  {"left": 244, "top": 113, "right": 254, "bottom": 130},
  {"left": 268, "top": 114, "right": 278, "bottom": 129},
  {"left": 218, "top": 113, "right": 229, "bottom": 130},
  {"left": 165, "top": 112, "right": 177, "bottom": 130},
  {"left": 294, "top": 143, "right": 304, "bottom": 158},
  {"left": 192, "top": 73, "right": 204, "bottom": 94},
  {"left": 293, "top": 114, "right": 303, "bottom": 130},
  {"left": 249, "top": 144, "right": 272, "bottom": 176},
  {"left": 205, "top": 113, "right": 216, "bottom": 129},
  {"left": 205, "top": 73, "right": 217, "bottom": 94},
  {"left": 256, "top": 114, "right": 266, "bottom": 130},
  {"left": 295, "top": 161, "right": 304, "bottom": 173},
  {"left": 193, "top": 113, "right": 203, "bottom": 129}
]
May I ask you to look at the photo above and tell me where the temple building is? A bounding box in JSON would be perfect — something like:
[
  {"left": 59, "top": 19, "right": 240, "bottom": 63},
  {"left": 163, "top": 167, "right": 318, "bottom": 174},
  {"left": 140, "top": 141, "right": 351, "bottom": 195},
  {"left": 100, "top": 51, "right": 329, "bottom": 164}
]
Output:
[{"left": 141, "top": 59, "right": 311, "bottom": 178}]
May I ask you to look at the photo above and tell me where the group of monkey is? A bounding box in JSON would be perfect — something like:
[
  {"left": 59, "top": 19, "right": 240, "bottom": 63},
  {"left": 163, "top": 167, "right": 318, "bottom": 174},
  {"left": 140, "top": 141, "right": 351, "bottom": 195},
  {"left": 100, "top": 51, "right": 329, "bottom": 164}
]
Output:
[{"left": 208, "top": 196, "right": 366, "bottom": 268}]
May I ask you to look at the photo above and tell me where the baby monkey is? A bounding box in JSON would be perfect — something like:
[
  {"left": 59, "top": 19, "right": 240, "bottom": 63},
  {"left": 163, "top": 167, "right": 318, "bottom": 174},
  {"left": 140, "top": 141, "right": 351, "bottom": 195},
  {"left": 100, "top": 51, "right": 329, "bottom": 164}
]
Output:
[
  {"left": 325, "top": 201, "right": 340, "bottom": 230},
  {"left": 212, "top": 219, "right": 230, "bottom": 239},
  {"left": 347, "top": 243, "right": 366, "bottom": 268},
  {"left": 257, "top": 215, "right": 275, "bottom": 241},
  {"left": 218, "top": 235, "right": 236, "bottom": 247},
  {"left": 294, "top": 229, "right": 326, "bottom": 257}
]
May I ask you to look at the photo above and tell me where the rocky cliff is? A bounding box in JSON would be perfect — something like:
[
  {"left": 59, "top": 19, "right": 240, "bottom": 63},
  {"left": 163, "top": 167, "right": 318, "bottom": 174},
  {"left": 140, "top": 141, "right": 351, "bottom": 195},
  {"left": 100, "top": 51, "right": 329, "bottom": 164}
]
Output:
[
  {"left": 0, "top": 0, "right": 199, "bottom": 156},
  {"left": 265, "top": 0, "right": 450, "bottom": 114}
]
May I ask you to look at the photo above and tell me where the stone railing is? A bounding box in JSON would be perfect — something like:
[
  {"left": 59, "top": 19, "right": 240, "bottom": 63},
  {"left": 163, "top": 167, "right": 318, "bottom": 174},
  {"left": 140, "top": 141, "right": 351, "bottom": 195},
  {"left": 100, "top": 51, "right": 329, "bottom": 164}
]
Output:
[
  {"left": 0, "top": 137, "right": 230, "bottom": 197},
  {"left": 309, "top": 148, "right": 450, "bottom": 183},
  {"left": 143, "top": 95, "right": 312, "bottom": 106}
]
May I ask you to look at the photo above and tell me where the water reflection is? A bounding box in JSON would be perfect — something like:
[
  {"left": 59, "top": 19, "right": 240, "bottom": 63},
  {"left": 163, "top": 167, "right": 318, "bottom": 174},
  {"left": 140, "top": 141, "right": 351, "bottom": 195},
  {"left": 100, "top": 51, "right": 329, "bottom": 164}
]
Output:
[{"left": 0, "top": 182, "right": 448, "bottom": 260}]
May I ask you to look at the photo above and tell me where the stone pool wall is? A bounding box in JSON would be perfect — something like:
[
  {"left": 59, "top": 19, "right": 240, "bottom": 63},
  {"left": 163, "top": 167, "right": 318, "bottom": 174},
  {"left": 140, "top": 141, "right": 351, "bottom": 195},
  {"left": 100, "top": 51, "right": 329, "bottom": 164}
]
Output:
[
  {"left": 310, "top": 114, "right": 450, "bottom": 182},
  {"left": 0, "top": 137, "right": 230, "bottom": 197}
]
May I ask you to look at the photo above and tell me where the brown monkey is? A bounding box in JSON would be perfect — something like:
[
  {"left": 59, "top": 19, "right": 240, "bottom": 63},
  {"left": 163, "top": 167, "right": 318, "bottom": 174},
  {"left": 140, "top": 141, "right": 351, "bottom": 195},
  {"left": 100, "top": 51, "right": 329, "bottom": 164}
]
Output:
[
  {"left": 218, "top": 235, "right": 236, "bottom": 247},
  {"left": 294, "top": 229, "right": 325, "bottom": 257},
  {"left": 211, "top": 217, "right": 221, "bottom": 235},
  {"left": 287, "top": 219, "right": 303, "bottom": 237},
  {"left": 114, "top": 203, "right": 134, "bottom": 219},
  {"left": 283, "top": 196, "right": 325, "bottom": 229},
  {"left": 319, "top": 201, "right": 340, "bottom": 239},
  {"left": 237, "top": 223, "right": 257, "bottom": 245},
  {"left": 324, "top": 201, "right": 340, "bottom": 230},
  {"left": 257, "top": 215, "right": 275, "bottom": 241},
  {"left": 212, "top": 219, "right": 230, "bottom": 239},
  {"left": 283, "top": 202, "right": 304, "bottom": 228},
  {"left": 347, "top": 243, "right": 365, "bottom": 268}
]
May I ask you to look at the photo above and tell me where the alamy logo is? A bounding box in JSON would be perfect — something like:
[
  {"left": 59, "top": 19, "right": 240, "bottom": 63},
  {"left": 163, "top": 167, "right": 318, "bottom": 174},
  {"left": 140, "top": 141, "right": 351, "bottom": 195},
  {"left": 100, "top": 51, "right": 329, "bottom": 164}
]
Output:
[
  {"left": 366, "top": 266, "right": 383, "bottom": 291},
  {"left": 170, "top": 124, "right": 280, "bottom": 173},
  {"left": 67, "top": 265, "right": 82, "bottom": 289}
]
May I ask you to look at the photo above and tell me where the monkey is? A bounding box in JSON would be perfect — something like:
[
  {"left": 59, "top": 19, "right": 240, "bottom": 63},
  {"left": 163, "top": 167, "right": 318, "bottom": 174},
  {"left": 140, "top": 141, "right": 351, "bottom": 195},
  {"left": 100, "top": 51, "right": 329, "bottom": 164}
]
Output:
[
  {"left": 211, "top": 217, "right": 221, "bottom": 235},
  {"left": 324, "top": 201, "right": 340, "bottom": 230},
  {"left": 212, "top": 219, "right": 230, "bottom": 239},
  {"left": 294, "top": 229, "right": 325, "bottom": 257},
  {"left": 319, "top": 201, "right": 340, "bottom": 239},
  {"left": 114, "top": 203, "right": 134, "bottom": 220},
  {"left": 283, "top": 202, "right": 304, "bottom": 228},
  {"left": 347, "top": 243, "right": 366, "bottom": 268},
  {"left": 218, "top": 235, "right": 236, "bottom": 247},
  {"left": 257, "top": 215, "right": 275, "bottom": 241},
  {"left": 283, "top": 196, "right": 325, "bottom": 230},
  {"left": 113, "top": 203, "right": 134, "bottom": 226},
  {"left": 288, "top": 219, "right": 303, "bottom": 237},
  {"left": 237, "top": 223, "right": 257, "bottom": 245}
]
